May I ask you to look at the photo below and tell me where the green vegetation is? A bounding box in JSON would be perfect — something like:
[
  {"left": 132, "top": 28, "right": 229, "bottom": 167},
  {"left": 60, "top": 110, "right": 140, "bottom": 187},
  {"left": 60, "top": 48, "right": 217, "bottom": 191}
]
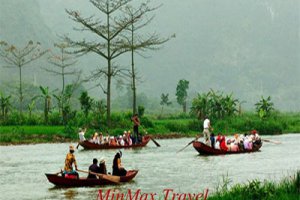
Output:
[
  {"left": 1, "top": 112, "right": 300, "bottom": 144},
  {"left": 208, "top": 171, "right": 300, "bottom": 200}
]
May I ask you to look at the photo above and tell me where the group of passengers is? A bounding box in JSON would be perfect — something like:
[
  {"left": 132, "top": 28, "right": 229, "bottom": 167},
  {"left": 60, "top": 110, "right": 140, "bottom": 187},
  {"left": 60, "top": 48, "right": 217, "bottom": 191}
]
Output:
[
  {"left": 62, "top": 145, "right": 127, "bottom": 179},
  {"left": 210, "top": 130, "right": 261, "bottom": 152},
  {"left": 79, "top": 128, "right": 142, "bottom": 146},
  {"left": 90, "top": 131, "right": 134, "bottom": 146}
]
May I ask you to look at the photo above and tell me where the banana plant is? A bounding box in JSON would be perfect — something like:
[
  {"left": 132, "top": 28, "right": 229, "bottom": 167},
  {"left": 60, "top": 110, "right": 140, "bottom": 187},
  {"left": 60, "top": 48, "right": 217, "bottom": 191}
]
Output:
[
  {"left": 27, "top": 100, "right": 36, "bottom": 119},
  {"left": 255, "top": 96, "right": 274, "bottom": 118},
  {"left": 0, "top": 93, "right": 12, "bottom": 120},
  {"left": 36, "top": 86, "right": 55, "bottom": 124}
]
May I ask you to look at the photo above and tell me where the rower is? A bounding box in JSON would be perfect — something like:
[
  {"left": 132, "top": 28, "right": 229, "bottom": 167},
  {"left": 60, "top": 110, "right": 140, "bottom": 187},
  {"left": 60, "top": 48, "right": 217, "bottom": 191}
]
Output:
[
  {"left": 78, "top": 128, "right": 86, "bottom": 142},
  {"left": 63, "top": 145, "right": 79, "bottom": 179}
]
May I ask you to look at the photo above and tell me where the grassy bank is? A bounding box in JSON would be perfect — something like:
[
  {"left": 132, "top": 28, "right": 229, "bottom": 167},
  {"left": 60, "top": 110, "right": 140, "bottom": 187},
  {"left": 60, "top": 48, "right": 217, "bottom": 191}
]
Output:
[
  {"left": 208, "top": 171, "right": 300, "bottom": 200},
  {"left": 1, "top": 112, "right": 300, "bottom": 144}
]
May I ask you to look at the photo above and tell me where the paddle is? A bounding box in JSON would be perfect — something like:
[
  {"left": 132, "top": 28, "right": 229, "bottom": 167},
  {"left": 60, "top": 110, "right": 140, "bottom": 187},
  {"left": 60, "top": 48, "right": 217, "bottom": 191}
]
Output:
[
  {"left": 76, "top": 169, "right": 120, "bottom": 184},
  {"left": 176, "top": 134, "right": 203, "bottom": 153},
  {"left": 176, "top": 139, "right": 195, "bottom": 153},
  {"left": 140, "top": 125, "right": 160, "bottom": 147},
  {"left": 150, "top": 136, "right": 161, "bottom": 147},
  {"left": 262, "top": 139, "right": 281, "bottom": 144}
]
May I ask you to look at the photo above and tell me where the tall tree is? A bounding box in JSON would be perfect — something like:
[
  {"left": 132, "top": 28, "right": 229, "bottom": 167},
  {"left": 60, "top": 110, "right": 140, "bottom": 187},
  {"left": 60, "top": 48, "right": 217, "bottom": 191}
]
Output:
[
  {"left": 0, "top": 40, "right": 48, "bottom": 116},
  {"left": 160, "top": 93, "right": 171, "bottom": 116},
  {"left": 64, "top": 0, "right": 142, "bottom": 127},
  {"left": 45, "top": 43, "right": 79, "bottom": 115},
  {"left": 122, "top": 2, "right": 171, "bottom": 114},
  {"left": 176, "top": 79, "right": 189, "bottom": 113},
  {"left": 79, "top": 90, "right": 93, "bottom": 118}
]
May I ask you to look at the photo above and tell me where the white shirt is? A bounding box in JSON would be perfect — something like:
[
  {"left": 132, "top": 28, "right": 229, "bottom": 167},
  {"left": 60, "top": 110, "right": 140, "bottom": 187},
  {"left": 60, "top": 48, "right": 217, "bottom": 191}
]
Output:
[
  {"left": 203, "top": 119, "right": 210, "bottom": 129},
  {"left": 79, "top": 131, "right": 85, "bottom": 142}
]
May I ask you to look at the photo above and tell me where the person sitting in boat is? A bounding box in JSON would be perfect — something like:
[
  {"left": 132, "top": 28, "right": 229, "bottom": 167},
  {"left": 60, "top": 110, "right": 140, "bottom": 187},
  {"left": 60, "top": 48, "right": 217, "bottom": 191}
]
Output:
[
  {"left": 118, "top": 135, "right": 125, "bottom": 146},
  {"left": 210, "top": 133, "right": 216, "bottom": 149},
  {"left": 127, "top": 131, "right": 133, "bottom": 145},
  {"left": 109, "top": 136, "right": 118, "bottom": 146},
  {"left": 229, "top": 134, "right": 240, "bottom": 152},
  {"left": 98, "top": 132, "right": 104, "bottom": 144},
  {"left": 103, "top": 133, "right": 109, "bottom": 145},
  {"left": 243, "top": 134, "right": 253, "bottom": 150},
  {"left": 112, "top": 151, "right": 127, "bottom": 176},
  {"left": 216, "top": 133, "right": 228, "bottom": 151},
  {"left": 251, "top": 130, "right": 261, "bottom": 147},
  {"left": 78, "top": 128, "right": 86, "bottom": 142},
  {"left": 98, "top": 157, "right": 107, "bottom": 174},
  {"left": 243, "top": 134, "right": 249, "bottom": 149},
  {"left": 215, "top": 139, "right": 220, "bottom": 149},
  {"left": 87, "top": 158, "right": 99, "bottom": 179},
  {"left": 123, "top": 131, "right": 129, "bottom": 146},
  {"left": 93, "top": 132, "right": 99, "bottom": 143},
  {"left": 229, "top": 139, "right": 239, "bottom": 152},
  {"left": 63, "top": 145, "right": 79, "bottom": 178},
  {"left": 236, "top": 134, "right": 244, "bottom": 151}
]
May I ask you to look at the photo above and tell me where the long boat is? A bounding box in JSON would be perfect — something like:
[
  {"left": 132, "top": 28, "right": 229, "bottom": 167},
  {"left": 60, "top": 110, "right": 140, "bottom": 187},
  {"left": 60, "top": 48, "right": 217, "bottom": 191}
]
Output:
[
  {"left": 45, "top": 170, "right": 138, "bottom": 187},
  {"left": 193, "top": 141, "right": 262, "bottom": 155},
  {"left": 79, "top": 136, "right": 151, "bottom": 150}
]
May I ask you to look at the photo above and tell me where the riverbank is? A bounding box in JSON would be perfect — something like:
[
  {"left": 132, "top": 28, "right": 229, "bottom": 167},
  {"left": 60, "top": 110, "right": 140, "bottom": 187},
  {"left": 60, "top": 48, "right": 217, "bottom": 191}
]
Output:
[
  {"left": 208, "top": 171, "right": 300, "bottom": 200},
  {"left": 0, "top": 125, "right": 192, "bottom": 145},
  {"left": 1, "top": 113, "right": 300, "bottom": 145},
  {"left": 0, "top": 125, "right": 299, "bottom": 145}
]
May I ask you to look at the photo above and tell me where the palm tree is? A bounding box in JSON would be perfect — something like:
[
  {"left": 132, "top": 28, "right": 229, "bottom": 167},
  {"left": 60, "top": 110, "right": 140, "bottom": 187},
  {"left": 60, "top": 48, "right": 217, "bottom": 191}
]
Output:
[
  {"left": 37, "top": 86, "right": 52, "bottom": 124},
  {"left": 160, "top": 93, "right": 172, "bottom": 116}
]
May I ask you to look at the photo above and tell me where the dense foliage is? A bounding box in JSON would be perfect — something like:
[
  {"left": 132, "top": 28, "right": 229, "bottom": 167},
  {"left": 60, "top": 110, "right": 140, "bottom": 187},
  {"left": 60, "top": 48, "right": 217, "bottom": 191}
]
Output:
[{"left": 191, "top": 89, "right": 239, "bottom": 120}]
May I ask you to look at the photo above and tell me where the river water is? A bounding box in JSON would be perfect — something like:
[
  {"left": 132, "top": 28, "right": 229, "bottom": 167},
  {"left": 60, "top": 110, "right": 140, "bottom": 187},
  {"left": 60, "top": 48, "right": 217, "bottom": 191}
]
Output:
[{"left": 0, "top": 134, "right": 299, "bottom": 200}]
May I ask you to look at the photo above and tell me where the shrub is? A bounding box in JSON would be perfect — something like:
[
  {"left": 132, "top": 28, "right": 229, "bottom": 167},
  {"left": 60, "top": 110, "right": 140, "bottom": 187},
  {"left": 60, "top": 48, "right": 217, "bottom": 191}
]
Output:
[
  {"left": 187, "top": 120, "right": 201, "bottom": 131},
  {"left": 165, "top": 122, "right": 188, "bottom": 133},
  {"left": 48, "top": 112, "right": 63, "bottom": 125},
  {"left": 141, "top": 116, "right": 154, "bottom": 128}
]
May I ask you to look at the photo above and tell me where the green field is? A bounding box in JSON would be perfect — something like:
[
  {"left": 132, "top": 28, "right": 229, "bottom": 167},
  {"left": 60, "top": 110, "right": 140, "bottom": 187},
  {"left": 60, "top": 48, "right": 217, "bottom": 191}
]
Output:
[{"left": 1, "top": 112, "right": 300, "bottom": 144}]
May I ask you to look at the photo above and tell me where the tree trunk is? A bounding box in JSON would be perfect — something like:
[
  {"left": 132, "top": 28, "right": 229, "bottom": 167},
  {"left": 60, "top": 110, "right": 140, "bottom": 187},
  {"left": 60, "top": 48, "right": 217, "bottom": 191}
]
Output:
[
  {"left": 183, "top": 101, "right": 187, "bottom": 113},
  {"left": 19, "top": 65, "right": 23, "bottom": 116},
  {"left": 106, "top": 9, "right": 111, "bottom": 127},
  {"left": 131, "top": 24, "right": 137, "bottom": 114},
  {"left": 44, "top": 98, "right": 48, "bottom": 124}
]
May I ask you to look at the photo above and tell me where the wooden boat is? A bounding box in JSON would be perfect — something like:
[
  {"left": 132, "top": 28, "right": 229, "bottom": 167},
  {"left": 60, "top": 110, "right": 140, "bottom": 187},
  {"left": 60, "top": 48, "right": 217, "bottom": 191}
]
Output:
[
  {"left": 45, "top": 170, "right": 138, "bottom": 187},
  {"left": 193, "top": 141, "right": 262, "bottom": 155},
  {"left": 79, "top": 136, "right": 151, "bottom": 150}
]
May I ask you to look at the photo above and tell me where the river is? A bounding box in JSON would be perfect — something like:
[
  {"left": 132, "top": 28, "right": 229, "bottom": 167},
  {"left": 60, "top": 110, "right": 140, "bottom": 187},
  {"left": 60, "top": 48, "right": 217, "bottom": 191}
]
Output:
[{"left": 0, "top": 134, "right": 299, "bottom": 200}]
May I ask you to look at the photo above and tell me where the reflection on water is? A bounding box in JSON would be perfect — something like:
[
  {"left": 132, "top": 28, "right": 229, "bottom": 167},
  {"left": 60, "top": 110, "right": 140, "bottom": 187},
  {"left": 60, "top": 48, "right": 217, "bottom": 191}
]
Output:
[{"left": 0, "top": 134, "right": 299, "bottom": 200}]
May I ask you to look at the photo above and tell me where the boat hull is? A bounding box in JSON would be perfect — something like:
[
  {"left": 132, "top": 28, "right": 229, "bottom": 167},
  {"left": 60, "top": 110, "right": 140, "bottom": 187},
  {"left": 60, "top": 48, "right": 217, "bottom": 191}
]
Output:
[
  {"left": 193, "top": 141, "right": 262, "bottom": 155},
  {"left": 79, "top": 136, "right": 151, "bottom": 150},
  {"left": 45, "top": 170, "right": 138, "bottom": 187}
]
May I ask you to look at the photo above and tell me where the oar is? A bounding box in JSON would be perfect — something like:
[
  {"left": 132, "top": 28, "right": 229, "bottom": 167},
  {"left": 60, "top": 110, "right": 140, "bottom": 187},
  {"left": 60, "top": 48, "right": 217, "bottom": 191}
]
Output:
[
  {"left": 150, "top": 136, "right": 161, "bottom": 147},
  {"left": 176, "top": 139, "right": 196, "bottom": 153},
  {"left": 262, "top": 139, "right": 281, "bottom": 144},
  {"left": 140, "top": 125, "right": 161, "bottom": 147},
  {"left": 77, "top": 169, "right": 120, "bottom": 184},
  {"left": 177, "top": 134, "right": 203, "bottom": 153}
]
